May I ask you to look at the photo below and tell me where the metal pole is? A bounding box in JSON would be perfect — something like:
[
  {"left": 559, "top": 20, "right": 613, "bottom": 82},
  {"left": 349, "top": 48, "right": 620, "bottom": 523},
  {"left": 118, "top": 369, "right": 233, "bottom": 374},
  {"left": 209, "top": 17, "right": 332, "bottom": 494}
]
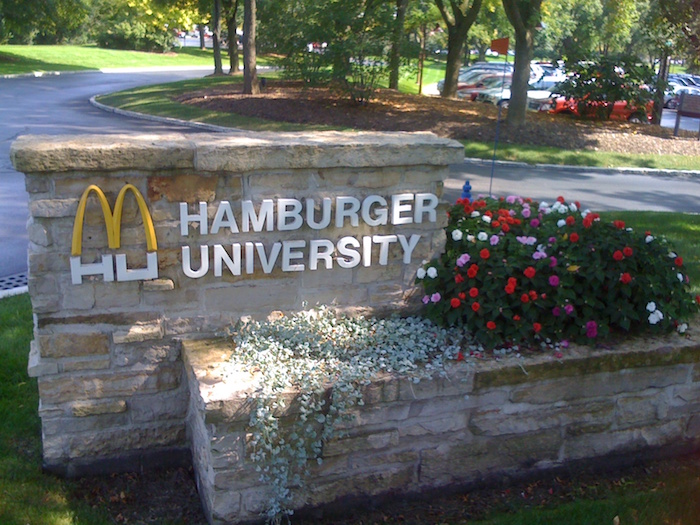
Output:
[{"left": 489, "top": 52, "right": 509, "bottom": 197}]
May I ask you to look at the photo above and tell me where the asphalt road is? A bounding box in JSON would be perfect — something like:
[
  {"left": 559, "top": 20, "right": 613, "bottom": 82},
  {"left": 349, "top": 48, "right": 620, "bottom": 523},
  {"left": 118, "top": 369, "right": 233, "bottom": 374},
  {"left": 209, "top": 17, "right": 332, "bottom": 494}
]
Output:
[
  {"left": 1, "top": 70, "right": 699, "bottom": 280},
  {"left": 0, "top": 69, "right": 212, "bottom": 279}
]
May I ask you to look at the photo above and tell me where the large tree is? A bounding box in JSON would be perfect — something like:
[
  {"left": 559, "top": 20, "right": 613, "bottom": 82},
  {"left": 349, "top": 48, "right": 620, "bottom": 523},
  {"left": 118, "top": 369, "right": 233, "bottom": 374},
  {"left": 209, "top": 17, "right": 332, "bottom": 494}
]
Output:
[
  {"left": 243, "top": 0, "right": 259, "bottom": 93},
  {"left": 436, "top": 0, "right": 483, "bottom": 99},
  {"left": 388, "top": 0, "right": 409, "bottom": 89},
  {"left": 502, "top": 0, "right": 542, "bottom": 125}
]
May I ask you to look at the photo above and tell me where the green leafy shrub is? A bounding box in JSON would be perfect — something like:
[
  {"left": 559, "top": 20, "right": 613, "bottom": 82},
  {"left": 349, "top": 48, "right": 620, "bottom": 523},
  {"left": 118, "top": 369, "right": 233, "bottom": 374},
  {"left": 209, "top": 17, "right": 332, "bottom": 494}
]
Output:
[
  {"left": 417, "top": 195, "right": 700, "bottom": 349},
  {"left": 555, "top": 56, "right": 655, "bottom": 121}
]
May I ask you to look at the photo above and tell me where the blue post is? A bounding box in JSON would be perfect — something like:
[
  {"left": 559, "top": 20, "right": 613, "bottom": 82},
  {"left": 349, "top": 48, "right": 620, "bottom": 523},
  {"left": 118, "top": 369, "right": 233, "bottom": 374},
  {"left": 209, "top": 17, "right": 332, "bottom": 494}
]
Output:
[{"left": 461, "top": 180, "right": 472, "bottom": 200}]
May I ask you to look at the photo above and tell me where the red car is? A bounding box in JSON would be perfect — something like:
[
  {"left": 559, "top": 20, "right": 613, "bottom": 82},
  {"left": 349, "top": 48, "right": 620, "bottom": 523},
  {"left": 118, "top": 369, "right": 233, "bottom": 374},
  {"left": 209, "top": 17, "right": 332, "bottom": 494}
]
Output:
[{"left": 536, "top": 96, "right": 653, "bottom": 123}]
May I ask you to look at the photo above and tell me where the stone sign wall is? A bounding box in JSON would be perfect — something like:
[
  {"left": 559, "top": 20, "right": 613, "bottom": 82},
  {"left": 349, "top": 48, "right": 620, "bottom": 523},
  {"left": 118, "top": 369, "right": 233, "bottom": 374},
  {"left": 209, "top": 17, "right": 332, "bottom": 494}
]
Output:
[{"left": 10, "top": 131, "right": 463, "bottom": 475}]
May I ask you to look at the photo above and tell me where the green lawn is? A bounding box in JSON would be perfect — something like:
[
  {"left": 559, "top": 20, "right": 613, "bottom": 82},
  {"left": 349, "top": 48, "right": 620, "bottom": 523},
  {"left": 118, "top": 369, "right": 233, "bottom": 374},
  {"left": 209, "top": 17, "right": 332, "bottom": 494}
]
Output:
[{"left": 0, "top": 45, "right": 249, "bottom": 76}]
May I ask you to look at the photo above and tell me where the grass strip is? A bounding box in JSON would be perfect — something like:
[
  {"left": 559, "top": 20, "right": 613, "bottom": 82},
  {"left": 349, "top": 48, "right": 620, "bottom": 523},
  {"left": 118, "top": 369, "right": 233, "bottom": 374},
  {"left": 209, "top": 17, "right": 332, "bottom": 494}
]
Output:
[{"left": 463, "top": 140, "right": 700, "bottom": 171}]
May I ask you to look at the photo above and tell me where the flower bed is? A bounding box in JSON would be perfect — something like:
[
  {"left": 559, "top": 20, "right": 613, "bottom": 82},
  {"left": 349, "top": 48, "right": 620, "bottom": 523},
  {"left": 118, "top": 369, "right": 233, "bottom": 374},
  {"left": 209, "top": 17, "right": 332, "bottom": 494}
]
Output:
[{"left": 417, "top": 195, "right": 699, "bottom": 349}]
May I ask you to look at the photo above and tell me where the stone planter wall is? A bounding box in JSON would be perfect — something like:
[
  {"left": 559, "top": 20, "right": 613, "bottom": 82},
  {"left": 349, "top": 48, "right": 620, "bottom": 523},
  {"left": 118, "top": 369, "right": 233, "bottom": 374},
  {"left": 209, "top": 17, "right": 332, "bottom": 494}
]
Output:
[
  {"left": 183, "top": 333, "right": 700, "bottom": 524},
  {"left": 10, "top": 131, "right": 462, "bottom": 475}
]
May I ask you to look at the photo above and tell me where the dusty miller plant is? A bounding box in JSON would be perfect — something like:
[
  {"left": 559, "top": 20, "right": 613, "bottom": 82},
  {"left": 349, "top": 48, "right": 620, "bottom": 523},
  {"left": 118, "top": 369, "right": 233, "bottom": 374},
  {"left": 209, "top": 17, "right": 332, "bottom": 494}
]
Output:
[{"left": 228, "top": 307, "right": 461, "bottom": 523}]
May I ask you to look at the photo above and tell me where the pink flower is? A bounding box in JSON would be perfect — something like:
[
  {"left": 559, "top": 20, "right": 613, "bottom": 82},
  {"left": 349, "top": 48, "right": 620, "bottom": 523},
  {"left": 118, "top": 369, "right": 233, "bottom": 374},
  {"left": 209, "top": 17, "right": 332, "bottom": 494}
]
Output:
[
  {"left": 586, "top": 320, "right": 598, "bottom": 338},
  {"left": 422, "top": 295, "right": 430, "bottom": 304},
  {"left": 456, "top": 253, "right": 471, "bottom": 267},
  {"left": 552, "top": 306, "right": 561, "bottom": 317},
  {"left": 522, "top": 208, "right": 531, "bottom": 218},
  {"left": 564, "top": 304, "right": 574, "bottom": 315},
  {"left": 550, "top": 256, "right": 558, "bottom": 268},
  {"left": 430, "top": 293, "right": 441, "bottom": 303},
  {"left": 530, "top": 219, "right": 540, "bottom": 228},
  {"left": 549, "top": 275, "right": 560, "bottom": 287}
]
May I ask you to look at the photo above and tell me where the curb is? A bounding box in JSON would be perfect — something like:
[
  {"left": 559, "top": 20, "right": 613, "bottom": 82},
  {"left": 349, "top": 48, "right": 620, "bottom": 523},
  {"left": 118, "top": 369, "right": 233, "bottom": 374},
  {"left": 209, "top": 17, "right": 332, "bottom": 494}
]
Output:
[
  {"left": 0, "top": 286, "right": 28, "bottom": 300},
  {"left": 462, "top": 157, "right": 700, "bottom": 178},
  {"left": 89, "top": 95, "right": 244, "bottom": 133}
]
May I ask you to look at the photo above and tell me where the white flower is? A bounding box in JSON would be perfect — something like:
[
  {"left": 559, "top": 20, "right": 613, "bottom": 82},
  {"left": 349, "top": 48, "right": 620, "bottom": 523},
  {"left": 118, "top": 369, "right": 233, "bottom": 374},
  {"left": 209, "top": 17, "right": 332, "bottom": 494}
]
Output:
[
  {"left": 669, "top": 251, "right": 677, "bottom": 258},
  {"left": 557, "top": 219, "right": 566, "bottom": 228},
  {"left": 646, "top": 301, "right": 657, "bottom": 312},
  {"left": 539, "top": 201, "right": 549, "bottom": 209},
  {"left": 678, "top": 273, "right": 684, "bottom": 282},
  {"left": 426, "top": 267, "right": 438, "bottom": 278},
  {"left": 451, "top": 229, "right": 464, "bottom": 241},
  {"left": 648, "top": 310, "right": 664, "bottom": 325},
  {"left": 482, "top": 215, "right": 492, "bottom": 224},
  {"left": 581, "top": 209, "right": 590, "bottom": 218},
  {"left": 569, "top": 202, "right": 578, "bottom": 212},
  {"left": 467, "top": 235, "right": 475, "bottom": 243},
  {"left": 645, "top": 235, "right": 654, "bottom": 243},
  {"left": 477, "top": 232, "right": 488, "bottom": 241},
  {"left": 416, "top": 268, "right": 426, "bottom": 279},
  {"left": 471, "top": 211, "right": 481, "bottom": 218},
  {"left": 678, "top": 323, "right": 688, "bottom": 334}
]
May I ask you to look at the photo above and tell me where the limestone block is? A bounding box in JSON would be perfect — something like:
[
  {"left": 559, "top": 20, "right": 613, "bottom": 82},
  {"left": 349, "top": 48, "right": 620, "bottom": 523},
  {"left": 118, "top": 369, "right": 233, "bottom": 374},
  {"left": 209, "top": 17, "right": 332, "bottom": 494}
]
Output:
[
  {"left": 28, "top": 341, "right": 58, "bottom": 377},
  {"left": 71, "top": 399, "right": 127, "bottom": 417},
  {"left": 112, "top": 322, "right": 164, "bottom": 344},
  {"left": 616, "top": 393, "right": 668, "bottom": 427},
  {"left": 24, "top": 174, "right": 51, "bottom": 194},
  {"left": 148, "top": 174, "right": 218, "bottom": 203},
  {"left": 94, "top": 282, "right": 141, "bottom": 309},
  {"left": 142, "top": 279, "right": 175, "bottom": 292},
  {"left": 60, "top": 356, "right": 111, "bottom": 372},
  {"left": 38, "top": 363, "right": 181, "bottom": 403},
  {"left": 42, "top": 412, "right": 130, "bottom": 435},
  {"left": 299, "top": 285, "right": 368, "bottom": 308},
  {"left": 29, "top": 198, "right": 78, "bottom": 218},
  {"left": 129, "top": 387, "right": 189, "bottom": 423},
  {"left": 27, "top": 217, "right": 52, "bottom": 247},
  {"left": 41, "top": 332, "right": 109, "bottom": 358},
  {"left": 324, "top": 430, "right": 399, "bottom": 457},
  {"left": 60, "top": 283, "right": 96, "bottom": 310},
  {"left": 205, "top": 282, "right": 299, "bottom": 317},
  {"left": 397, "top": 412, "right": 469, "bottom": 437},
  {"left": 112, "top": 341, "right": 179, "bottom": 367}
]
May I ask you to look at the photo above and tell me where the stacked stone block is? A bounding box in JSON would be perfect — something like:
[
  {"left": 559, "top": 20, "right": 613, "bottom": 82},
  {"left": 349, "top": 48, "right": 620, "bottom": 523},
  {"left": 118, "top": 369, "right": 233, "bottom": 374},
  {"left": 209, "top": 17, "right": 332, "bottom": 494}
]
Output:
[
  {"left": 184, "top": 333, "right": 700, "bottom": 524},
  {"left": 11, "top": 131, "right": 461, "bottom": 475}
]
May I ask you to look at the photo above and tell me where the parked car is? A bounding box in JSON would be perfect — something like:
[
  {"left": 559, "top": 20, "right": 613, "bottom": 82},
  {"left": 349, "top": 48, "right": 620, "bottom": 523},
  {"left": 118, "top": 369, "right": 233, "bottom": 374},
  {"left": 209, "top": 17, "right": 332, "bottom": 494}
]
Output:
[
  {"left": 438, "top": 61, "right": 543, "bottom": 94},
  {"left": 477, "top": 85, "right": 553, "bottom": 109},
  {"left": 533, "top": 95, "right": 654, "bottom": 123},
  {"left": 456, "top": 75, "right": 511, "bottom": 101}
]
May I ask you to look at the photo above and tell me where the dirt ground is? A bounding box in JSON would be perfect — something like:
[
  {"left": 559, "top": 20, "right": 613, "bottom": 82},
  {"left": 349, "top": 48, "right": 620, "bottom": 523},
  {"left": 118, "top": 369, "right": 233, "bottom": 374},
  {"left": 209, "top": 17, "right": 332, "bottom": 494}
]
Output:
[
  {"left": 174, "top": 80, "right": 700, "bottom": 157},
  {"left": 69, "top": 81, "right": 700, "bottom": 524}
]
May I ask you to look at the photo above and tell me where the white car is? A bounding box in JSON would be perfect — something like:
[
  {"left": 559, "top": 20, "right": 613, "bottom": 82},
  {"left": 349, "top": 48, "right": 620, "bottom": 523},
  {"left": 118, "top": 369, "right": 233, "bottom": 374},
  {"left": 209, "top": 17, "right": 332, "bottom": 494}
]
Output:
[{"left": 476, "top": 86, "right": 554, "bottom": 109}]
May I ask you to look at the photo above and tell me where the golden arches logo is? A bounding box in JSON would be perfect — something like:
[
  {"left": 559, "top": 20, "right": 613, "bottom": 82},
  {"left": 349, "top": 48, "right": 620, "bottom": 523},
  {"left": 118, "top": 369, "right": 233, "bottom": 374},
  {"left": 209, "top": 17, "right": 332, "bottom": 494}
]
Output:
[{"left": 70, "top": 184, "right": 159, "bottom": 284}]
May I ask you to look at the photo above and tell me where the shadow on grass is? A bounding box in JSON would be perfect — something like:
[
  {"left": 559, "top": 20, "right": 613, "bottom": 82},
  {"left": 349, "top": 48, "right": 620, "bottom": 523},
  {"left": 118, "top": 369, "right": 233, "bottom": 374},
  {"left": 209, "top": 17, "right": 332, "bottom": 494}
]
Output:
[{"left": 0, "top": 52, "right": 96, "bottom": 75}]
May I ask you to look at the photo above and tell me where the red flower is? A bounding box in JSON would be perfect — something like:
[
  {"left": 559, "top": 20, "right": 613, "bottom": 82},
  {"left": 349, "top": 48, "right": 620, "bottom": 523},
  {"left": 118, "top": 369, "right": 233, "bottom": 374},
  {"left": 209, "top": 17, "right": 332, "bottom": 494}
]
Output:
[
  {"left": 696, "top": 295, "right": 700, "bottom": 305},
  {"left": 513, "top": 315, "right": 521, "bottom": 321},
  {"left": 456, "top": 351, "right": 465, "bottom": 361},
  {"left": 524, "top": 267, "right": 536, "bottom": 279},
  {"left": 471, "top": 302, "right": 480, "bottom": 312},
  {"left": 613, "top": 220, "right": 626, "bottom": 230},
  {"left": 570, "top": 232, "right": 580, "bottom": 243},
  {"left": 675, "top": 257, "right": 683, "bottom": 267},
  {"left": 613, "top": 250, "right": 624, "bottom": 261},
  {"left": 521, "top": 293, "right": 530, "bottom": 303},
  {"left": 623, "top": 246, "right": 633, "bottom": 257},
  {"left": 458, "top": 292, "right": 466, "bottom": 300},
  {"left": 529, "top": 290, "right": 538, "bottom": 301},
  {"left": 486, "top": 321, "right": 497, "bottom": 330},
  {"left": 492, "top": 220, "right": 501, "bottom": 228},
  {"left": 501, "top": 223, "right": 510, "bottom": 233},
  {"left": 469, "top": 287, "right": 479, "bottom": 298},
  {"left": 504, "top": 284, "right": 515, "bottom": 295},
  {"left": 533, "top": 323, "right": 542, "bottom": 333},
  {"left": 557, "top": 196, "right": 565, "bottom": 203},
  {"left": 450, "top": 298, "right": 461, "bottom": 308},
  {"left": 508, "top": 277, "right": 517, "bottom": 286},
  {"left": 480, "top": 248, "right": 491, "bottom": 260},
  {"left": 455, "top": 274, "right": 465, "bottom": 284},
  {"left": 566, "top": 216, "right": 575, "bottom": 226},
  {"left": 620, "top": 272, "right": 632, "bottom": 284},
  {"left": 467, "top": 264, "right": 479, "bottom": 278},
  {"left": 484, "top": 210, "right": 493, "bottom": 218}
]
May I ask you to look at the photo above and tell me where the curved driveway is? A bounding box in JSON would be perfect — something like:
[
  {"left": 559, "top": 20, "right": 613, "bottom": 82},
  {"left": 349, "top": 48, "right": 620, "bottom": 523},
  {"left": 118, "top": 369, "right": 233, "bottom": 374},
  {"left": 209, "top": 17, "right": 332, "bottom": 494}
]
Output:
[{"left": 1, "top": 70, "right": 700, "bottom": 280}]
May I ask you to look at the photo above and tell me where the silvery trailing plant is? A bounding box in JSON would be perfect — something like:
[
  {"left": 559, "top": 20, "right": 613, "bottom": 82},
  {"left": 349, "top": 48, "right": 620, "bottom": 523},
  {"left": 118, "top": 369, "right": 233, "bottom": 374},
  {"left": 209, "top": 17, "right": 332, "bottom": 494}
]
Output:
[{"left": 228, "top": 307, "right": 462, "bottom": 523}]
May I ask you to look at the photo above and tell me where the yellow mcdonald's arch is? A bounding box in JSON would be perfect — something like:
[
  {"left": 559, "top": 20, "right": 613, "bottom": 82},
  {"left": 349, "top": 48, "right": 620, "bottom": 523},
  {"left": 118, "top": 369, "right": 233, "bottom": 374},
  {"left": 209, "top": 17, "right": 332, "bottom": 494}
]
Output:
[{"left": 71, "top": 184, "right": 158, "bottom": 256}]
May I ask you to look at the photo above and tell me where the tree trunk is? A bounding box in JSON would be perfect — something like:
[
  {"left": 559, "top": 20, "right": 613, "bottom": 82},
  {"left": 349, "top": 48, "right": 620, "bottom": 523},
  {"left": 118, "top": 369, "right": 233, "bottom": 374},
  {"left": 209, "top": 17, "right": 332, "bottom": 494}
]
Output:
[
  {"left": 198, "top": 23, "right": 206, "bottom": 50},
  {"left": 436, "top": 0, "right": 483, "bottom": 99},
  {"left": 225, "top": 0, "right": 240, "bottom": 74},
  {"left": 212, "top": 0, "right": 224, "bottom": 75},
  {"left": 502, "top": 0, "right": 542, "bottom": 126},
  {"left": 442, "top": 29, "right": 465, "bottom": 98},
  {"left": 507, "top": 30, "right": 534, "bottom": 125},
  {"left": 243, "top": 0, "right": 259, "bottom": 94},
  {"left": 653, "top": 52, "right": 669, "bottom": 125},
  {"left": 388, "top": 0, "right": 408, "bottom": 90}
]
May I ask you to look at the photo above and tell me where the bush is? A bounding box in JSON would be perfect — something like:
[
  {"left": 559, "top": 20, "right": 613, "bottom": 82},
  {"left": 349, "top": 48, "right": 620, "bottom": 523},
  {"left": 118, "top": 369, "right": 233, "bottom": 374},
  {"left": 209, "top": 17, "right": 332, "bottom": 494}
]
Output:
[
  {"left": 556, "top": 56, "right": 655, "bottom": 121},
  {"left": 417, "top": 195, "right": 700, "bottom": 349}
]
